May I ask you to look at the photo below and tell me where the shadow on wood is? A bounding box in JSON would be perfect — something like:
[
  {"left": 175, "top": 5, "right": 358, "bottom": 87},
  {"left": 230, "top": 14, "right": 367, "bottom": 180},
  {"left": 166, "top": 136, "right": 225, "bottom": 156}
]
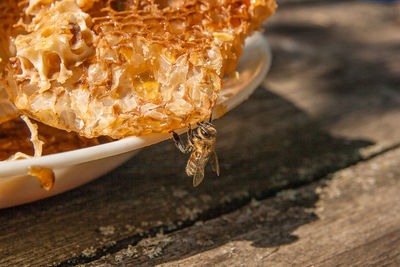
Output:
[
  {"left": 4, "top": 0, "right": 400, "bottom": 264},
  {"left": 0, "top": 85, "right": 374, "bottom": 266},
  {"left": 76, "top": 87, "right": 374, "bottom": 266}
]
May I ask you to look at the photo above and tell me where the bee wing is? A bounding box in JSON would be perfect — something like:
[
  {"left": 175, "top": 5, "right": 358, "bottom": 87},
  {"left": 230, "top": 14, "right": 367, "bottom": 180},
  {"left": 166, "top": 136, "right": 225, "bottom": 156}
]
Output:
[
  {"left": 189, "top": 153, "right": 208, "bottom": 187},
  {"left": 211, "top": 151, "right": 220, "bottom": 176},
  {"left": 193, "top": 166, "right": 206, "bottom": 187}
]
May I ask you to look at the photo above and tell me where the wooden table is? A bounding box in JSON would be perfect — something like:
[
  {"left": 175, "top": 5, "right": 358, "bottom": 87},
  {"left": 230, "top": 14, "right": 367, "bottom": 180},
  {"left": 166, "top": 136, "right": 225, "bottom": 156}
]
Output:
[{"left": 1, "top": 0, "right": 400, "bottom": 266}]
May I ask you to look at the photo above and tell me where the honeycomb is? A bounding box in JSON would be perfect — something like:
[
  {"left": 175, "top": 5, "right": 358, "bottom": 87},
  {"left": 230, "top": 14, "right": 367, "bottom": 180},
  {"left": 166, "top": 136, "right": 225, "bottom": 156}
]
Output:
[
  {"left": 0, "top": 117, "right": 104, "bottom": 161},
  {"left": 6, "top": 0, "right": 277, "bottom": 139},
  {"left": 0, "top": 0, "right": 21, "bottom": 124}
]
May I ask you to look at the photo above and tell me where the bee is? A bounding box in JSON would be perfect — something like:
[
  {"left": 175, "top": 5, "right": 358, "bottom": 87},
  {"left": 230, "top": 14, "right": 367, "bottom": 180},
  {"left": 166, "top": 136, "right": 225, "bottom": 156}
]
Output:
[{"left": 172, "top": 121, "right": 220, "bottom": 187}]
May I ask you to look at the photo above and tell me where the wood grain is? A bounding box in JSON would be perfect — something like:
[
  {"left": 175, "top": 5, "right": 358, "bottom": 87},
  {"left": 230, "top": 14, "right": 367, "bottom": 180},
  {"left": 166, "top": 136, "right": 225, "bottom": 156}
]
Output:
[
  {"left": 0, "top": 1, "right": 399, "bottom": 266},
  {"left": 89, "top": 136, "right": 400, "bottom": 266}
]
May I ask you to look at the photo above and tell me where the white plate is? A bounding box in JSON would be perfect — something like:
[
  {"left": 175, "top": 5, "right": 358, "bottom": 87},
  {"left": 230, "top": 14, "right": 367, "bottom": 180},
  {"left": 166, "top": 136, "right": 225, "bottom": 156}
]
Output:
[{"left": 0, "top": 33, "right": 271, "bottom": 209}]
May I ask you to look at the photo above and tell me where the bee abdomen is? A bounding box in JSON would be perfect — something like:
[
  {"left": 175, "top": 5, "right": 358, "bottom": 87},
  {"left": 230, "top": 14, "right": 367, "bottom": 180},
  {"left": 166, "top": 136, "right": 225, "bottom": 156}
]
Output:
[{"left": 186, "top": 160, "right": 197, "bottom": 176}]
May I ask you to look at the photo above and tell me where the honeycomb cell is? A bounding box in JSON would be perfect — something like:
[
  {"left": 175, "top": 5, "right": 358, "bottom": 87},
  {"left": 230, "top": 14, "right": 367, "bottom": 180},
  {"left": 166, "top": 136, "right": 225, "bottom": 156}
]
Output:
[{"left": 6, "top": 0, "right": 277, "bottom": 139}]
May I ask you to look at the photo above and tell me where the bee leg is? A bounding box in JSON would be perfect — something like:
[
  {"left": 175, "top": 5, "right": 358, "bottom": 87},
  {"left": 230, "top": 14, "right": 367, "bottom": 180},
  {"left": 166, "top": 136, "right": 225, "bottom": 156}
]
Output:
[
  {"left": 172, "top": 131, "right": 190, "bottom": 154},
  {"left": 188, "top": 123, "right": 193, "bottom": 136},
  {"left": 202, "top": 119, "right": 214, "bottom": 127},
  {"left": 198, "top": 120, "right": 214, "bottom": 130},
  {"left": 197, "top": 122, "right": 208, "bottom": 134},
  {"left": 187, "top": 124, "right": 194, "bottom": 146}
]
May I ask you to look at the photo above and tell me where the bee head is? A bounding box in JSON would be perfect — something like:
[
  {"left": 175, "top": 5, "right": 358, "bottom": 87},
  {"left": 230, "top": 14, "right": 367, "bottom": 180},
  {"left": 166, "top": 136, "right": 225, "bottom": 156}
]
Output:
[{"left": 197, "top": 121, "right": 217, "bottom": 138}]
